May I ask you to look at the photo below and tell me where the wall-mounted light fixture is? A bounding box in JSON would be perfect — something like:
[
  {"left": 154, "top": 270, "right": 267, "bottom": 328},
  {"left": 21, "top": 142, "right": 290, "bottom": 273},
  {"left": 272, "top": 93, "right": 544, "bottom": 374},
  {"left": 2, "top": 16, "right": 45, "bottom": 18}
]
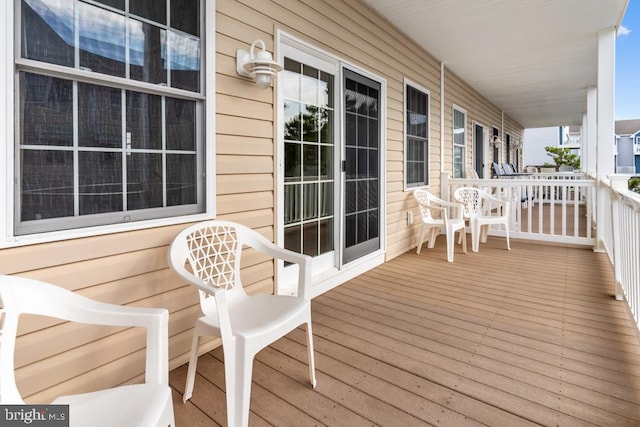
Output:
[
  {"left": 491, "top": 136, "right": 503, "bottom": 146},
  {"left": 236, "top": 39, "right": 282, "bottom": 89}
]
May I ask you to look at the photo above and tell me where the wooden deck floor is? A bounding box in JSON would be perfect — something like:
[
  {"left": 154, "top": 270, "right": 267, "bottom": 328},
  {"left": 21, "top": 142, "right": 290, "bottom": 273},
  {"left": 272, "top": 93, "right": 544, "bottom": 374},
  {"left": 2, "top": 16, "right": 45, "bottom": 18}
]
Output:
[{"left": 169, "top": 237, "right": 640, "bottom": 426}]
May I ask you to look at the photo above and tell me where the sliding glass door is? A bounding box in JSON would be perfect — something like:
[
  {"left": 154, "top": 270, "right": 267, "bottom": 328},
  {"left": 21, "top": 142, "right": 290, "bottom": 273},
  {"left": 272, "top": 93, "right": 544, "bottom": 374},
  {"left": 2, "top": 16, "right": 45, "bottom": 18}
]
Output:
[{"left": 279, "top": 40, "right": 384, "bottom": 284}]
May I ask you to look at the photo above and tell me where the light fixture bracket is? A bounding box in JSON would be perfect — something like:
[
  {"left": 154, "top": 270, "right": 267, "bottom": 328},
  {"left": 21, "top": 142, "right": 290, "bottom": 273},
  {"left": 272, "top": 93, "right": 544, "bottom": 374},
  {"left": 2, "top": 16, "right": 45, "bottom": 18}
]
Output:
[{"left": 236, "top": 39, "right": 283, "bottom": 88}]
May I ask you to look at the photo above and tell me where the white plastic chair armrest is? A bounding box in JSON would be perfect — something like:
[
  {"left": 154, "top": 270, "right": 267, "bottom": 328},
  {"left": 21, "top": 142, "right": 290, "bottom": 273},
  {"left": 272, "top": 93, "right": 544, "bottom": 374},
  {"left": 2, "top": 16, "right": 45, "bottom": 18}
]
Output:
[
  {"left": 438, "top": 200, "right": 465, "bottom": 221},
  {"left": 483, "top": 191, "right": 506, "bottom": 205},
  {"left": 240, "top": 229, "right": 313, "bottom": 300},
  {"left": 59, "top": 300, "right": 169, "bottom": 386},
  {"left": 425, "top": 200, "right": 464, "bottom": 221},
  {"left": 1, "top": 277, "right": 169, "bottom": 386},
  {"left": 424, "top": 203, "right": 447, "bottom": 218}
]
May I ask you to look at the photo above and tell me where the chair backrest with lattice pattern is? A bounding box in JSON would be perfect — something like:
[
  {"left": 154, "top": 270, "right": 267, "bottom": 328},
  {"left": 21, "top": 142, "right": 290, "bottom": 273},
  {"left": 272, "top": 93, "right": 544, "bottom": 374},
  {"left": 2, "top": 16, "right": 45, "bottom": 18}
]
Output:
[
  {"left": 413, "top": 189, "right": 440, "bottom": 221},
  {"left": 168, "top": 221, "right": 252, "bottom": 316},
  {"left": 184, "top": 223, "right": 241, "bottom": 291},
  {"left": 453, "top": 187, "right": 484, "bottom": 218}
]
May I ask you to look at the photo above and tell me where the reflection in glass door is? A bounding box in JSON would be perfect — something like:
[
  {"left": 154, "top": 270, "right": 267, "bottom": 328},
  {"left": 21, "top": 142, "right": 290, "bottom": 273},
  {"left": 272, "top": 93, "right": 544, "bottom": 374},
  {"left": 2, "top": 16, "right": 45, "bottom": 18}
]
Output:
[
  {"left": 282, "top": 58, "right": 335, "bottom": 261},
  {"left": 343, "top": 69, "right": 381, "bottom": 264}
]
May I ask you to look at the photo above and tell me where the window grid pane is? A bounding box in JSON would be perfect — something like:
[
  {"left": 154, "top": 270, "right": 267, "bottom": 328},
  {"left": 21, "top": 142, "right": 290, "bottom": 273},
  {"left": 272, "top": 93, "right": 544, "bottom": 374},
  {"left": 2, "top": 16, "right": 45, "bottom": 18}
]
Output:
[
  {"left": 21, "top": 0, "right": 201, "bottom": 93},
  {"left": 453, "top": 108, "right": 466, "bottom": 179},
  {"left": 405, "top": 85, "right": 429, "bottom": 187},
  {"left": 16, "top": 0, "right": 204, "bottom": 235}
]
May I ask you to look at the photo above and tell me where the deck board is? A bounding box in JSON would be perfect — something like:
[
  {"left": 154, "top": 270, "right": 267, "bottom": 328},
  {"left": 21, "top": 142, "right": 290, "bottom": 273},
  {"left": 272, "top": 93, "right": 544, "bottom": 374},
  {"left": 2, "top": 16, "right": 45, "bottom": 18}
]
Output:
[{"left": 169, "top": 237, "right": 640, "bottom": 426}]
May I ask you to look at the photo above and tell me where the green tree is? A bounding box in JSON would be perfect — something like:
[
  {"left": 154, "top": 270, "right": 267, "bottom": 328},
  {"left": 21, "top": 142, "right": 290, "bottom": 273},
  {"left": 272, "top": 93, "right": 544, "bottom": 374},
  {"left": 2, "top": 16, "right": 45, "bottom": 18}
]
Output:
[
  {"left": 544, "top": 146, "right": 580, "bottom": 169},
  {"left": 629, "top": 177, "right": 640, "bottom": 195}
]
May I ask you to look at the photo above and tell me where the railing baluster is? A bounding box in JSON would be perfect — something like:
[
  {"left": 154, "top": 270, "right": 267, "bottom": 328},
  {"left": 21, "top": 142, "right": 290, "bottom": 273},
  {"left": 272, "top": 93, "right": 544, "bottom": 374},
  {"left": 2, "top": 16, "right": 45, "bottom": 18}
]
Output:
[{"left": 447, "top": 173, "right": 595, "bottom": 245}]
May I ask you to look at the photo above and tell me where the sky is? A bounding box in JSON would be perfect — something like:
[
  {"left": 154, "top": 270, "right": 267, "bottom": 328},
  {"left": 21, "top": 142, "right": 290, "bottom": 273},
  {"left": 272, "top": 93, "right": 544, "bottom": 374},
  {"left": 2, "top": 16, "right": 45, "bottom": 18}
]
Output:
[{"left": 616, "top": 0, "right": 640, "bottom": 120}]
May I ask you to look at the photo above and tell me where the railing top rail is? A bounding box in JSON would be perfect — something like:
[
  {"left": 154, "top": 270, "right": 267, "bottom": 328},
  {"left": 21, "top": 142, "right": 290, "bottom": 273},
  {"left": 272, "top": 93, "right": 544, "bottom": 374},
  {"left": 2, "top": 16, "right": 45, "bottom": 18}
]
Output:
[
  {"left": 612, "top": 187, "right": 640, "bottom": 207},
  {"left": 451, "top": 177, "right": 596, "bottom": 187}
]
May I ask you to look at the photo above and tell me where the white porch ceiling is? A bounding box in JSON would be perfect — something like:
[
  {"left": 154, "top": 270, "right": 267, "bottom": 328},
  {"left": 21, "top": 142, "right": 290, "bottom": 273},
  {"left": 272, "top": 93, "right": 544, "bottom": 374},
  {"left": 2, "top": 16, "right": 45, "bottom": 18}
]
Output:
[{"left": 362, "top": 0, "right": 628, "bottom": 128}]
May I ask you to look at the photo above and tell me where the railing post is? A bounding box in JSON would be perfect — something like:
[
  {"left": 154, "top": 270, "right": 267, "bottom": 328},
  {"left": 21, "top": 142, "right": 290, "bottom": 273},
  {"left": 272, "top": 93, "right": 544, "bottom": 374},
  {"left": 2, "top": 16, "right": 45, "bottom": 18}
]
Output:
[{"left": 609, "top": 175, "right": 628, "bottom": 300}]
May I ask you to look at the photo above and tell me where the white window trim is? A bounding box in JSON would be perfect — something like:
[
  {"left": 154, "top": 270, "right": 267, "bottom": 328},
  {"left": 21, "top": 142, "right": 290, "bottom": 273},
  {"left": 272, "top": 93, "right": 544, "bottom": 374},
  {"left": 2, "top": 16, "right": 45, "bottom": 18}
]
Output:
[
  {"left": 0, "top": 0, "right": 216, "bottom": 248},
  {"left": 1, "top": 1, "right": 12, "bottom": 246},
  {"left": 452, "top": 104, "right": 467, "bottom": 178},
  {"left": 403, "top": 78, "right": 430, "bottom": 190}
]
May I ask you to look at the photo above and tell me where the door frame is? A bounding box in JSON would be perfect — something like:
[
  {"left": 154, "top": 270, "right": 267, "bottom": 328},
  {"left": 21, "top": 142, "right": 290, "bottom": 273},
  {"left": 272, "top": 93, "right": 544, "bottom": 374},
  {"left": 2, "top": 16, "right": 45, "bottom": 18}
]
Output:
[
  {"left": 275, "top": 31, "right": 386, "bottom": 297},
  {"left": 472, "top": 121, "right": 487, "bottom": 178}
]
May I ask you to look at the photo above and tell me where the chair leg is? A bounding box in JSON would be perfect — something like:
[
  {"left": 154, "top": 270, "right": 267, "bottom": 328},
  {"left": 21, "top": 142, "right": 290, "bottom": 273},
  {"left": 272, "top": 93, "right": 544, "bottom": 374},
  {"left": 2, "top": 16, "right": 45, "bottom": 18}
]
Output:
[
  {"left": 416, "top": 224, "right": 427, "bottom": 254},
  {"left": 458, "top": 220, "right": 468, "bottom": 244},
  {"left": 225, "top": 343, "right": 254, "bottom": 427},
  {"left": 480, "top": 225, "right": 488, "bottom": 243},
  {"left": 505, "top": 221, "right": 511, "bottom": 251},
  {"left": 427, "top": 227, "right": 438, "bottom": 248},
  {"left": 306, "top": 320, "right": 317, "bottom": 388},
  {"left": 183, "top": 324, "right": 204, "bottom": 403},
  {"left": 460, "top": 230, "right": 467, "bottom": 254},
  {"left": 446, "top": 227, "right": 455, "bottom": 262},
  {"left": 471, "top": 221, "right": 480, "bottom": 252}
]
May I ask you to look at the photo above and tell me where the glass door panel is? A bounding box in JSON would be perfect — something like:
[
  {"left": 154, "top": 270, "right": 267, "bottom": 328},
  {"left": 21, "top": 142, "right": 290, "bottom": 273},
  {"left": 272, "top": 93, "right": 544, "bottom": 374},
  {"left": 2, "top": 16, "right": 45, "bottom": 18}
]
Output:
[
  {"left": 283, "top": 58, "right": 335, "bottom": 262},
  {"left": 342, "top": 69, "right": 381, "bottom": 264}
]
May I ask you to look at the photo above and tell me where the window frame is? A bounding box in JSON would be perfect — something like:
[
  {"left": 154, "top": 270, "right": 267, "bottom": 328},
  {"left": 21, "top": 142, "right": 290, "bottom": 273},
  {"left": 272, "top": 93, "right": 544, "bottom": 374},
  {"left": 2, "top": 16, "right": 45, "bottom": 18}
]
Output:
[
  {"left": 403, "top": 78, "right": 430, "bottom": 190},
  {"left": 1, "top": 0, "right": 216, "bottom": 247},
  {"left": 452, "top": 105, "right": 467, "bottom": 179}
]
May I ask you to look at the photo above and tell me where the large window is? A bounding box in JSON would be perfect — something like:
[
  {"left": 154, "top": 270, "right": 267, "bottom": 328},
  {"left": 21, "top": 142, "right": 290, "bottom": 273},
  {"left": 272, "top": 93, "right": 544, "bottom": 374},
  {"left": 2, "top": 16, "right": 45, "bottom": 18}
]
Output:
[
  {"left": 404, "top": 81, "right": 429, "bottom": 188},
  {"left": 453, "top": 106, "right": 466, "bottom": 179},
  {"left": 15, "top": 0, "right": 205, "bottom": 235}
]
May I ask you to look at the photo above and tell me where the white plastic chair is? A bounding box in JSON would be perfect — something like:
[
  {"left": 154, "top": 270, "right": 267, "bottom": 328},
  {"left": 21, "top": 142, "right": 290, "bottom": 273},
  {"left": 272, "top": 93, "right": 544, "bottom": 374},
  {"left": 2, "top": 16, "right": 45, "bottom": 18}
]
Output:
[
  {"left": 168, "top": 220, "right": 316, "bottom": 427},
  {"left": 413, "top": 189, "right": 467, "bottom": 262},
  {"left": 0, "top": 275, "right": 174, "bottom": 427},
  {"left": 465, "top": 167, "right": 479, "bottom": 179},
  {"left": 453, "top": 187, "right": 511, "bottom": 253}
]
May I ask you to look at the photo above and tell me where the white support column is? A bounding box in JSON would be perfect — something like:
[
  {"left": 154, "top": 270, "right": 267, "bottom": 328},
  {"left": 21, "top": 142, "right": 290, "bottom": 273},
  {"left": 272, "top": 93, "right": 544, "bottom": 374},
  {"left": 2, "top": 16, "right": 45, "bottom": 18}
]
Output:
[
  {"left": 581, "top": 112, "right": 587, "bottom": 172},
  {"left": 586, "top": 87, "right": 597, "bottom": 176},
  {"left": 595, "top": 28, "right": 616, "bottom": 252},
  {"left": 440, "top": 62, "right": 445, "bottom": 173}
]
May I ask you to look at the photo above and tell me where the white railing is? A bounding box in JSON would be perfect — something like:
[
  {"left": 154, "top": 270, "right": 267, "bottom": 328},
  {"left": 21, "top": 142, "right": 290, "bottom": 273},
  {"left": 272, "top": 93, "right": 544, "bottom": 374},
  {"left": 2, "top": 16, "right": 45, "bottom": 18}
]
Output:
[
  {"left": 443, "top": 173, "right": 596, "bottom": 246},
  {"left": 608, "top": 175, "right": 640, "bottom": 327}
]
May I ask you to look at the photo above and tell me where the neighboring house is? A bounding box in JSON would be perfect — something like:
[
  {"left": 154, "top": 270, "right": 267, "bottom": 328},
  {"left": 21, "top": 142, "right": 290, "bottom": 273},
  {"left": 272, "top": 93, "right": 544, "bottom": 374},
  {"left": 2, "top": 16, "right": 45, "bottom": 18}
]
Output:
[
  {"left": 523, "top": 127, "right": 563, "bottom": 167},
  {"left": 614, "top": 119, "right": 640, "bottom": 173},
  {"left": 0, "top": 0, "right": 624, "bottom": 403},
  {"left": 562, "top": 125, "right": 582, "bottom": 156}
]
